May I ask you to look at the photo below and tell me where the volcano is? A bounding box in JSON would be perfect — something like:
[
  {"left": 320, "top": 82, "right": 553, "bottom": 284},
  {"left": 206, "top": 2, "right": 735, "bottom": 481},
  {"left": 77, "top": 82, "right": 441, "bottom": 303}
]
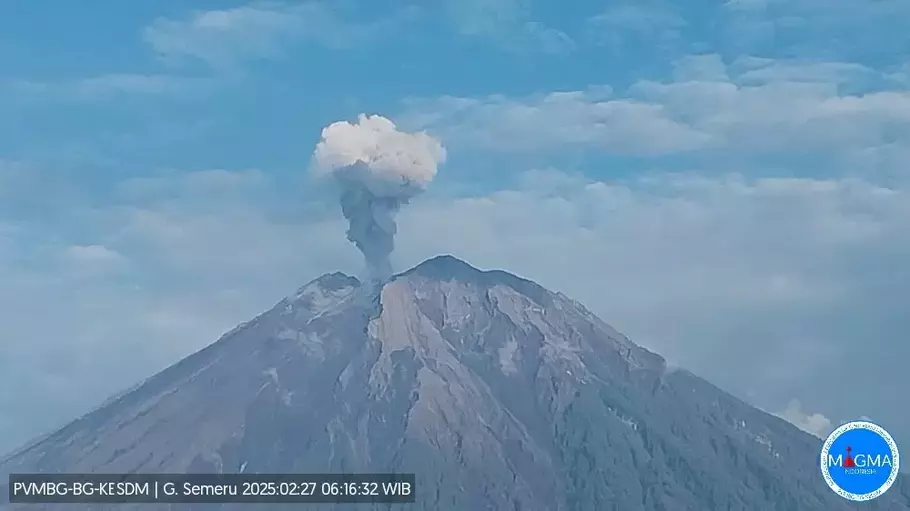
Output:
[{"left": 2, "top": 255, "right": 908, "bottom": 510}]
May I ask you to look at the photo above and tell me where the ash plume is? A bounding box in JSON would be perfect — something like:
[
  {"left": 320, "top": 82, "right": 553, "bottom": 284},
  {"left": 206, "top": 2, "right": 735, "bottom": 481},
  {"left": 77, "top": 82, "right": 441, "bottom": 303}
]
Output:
[{"left": 312, "top": 114, "right": 446, "bottom": 282}]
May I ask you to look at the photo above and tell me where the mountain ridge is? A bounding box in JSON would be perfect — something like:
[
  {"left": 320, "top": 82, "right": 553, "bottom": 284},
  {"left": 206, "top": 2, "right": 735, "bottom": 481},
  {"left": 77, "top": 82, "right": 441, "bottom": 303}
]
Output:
[{"left": 2, "top": 255, "right": 908, "bottom": 510}]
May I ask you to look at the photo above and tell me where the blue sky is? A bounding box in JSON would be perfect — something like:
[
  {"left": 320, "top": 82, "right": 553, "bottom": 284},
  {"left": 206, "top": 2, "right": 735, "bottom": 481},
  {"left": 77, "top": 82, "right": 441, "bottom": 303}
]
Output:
[{"left": 1, "top": 0, "right": 909, "bottom": 457}]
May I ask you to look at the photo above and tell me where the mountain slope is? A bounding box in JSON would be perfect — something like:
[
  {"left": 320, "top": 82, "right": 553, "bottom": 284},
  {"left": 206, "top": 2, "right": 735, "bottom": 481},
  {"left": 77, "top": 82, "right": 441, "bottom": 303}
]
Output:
[{"left": 3, "top": 255, "right": 909, "bottom": 510}]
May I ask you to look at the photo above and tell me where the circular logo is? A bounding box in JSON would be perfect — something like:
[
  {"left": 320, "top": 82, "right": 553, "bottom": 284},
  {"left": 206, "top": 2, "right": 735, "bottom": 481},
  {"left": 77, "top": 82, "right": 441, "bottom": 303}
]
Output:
[{"left": 820, "top": 421, "right": 900, "bottom": 501}]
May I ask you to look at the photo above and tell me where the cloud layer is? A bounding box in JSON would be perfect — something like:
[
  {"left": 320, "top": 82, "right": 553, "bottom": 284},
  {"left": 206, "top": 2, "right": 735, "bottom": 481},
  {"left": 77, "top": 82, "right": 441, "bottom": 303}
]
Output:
[
  {"left": 402, "top": 54, "right": 910, "bottom": 183},
  {"left": 2, "top": 163, "right": 907, "bottom": 454},
  {"left": 143, "top": 2, "right": 394, "bottom": 66}
]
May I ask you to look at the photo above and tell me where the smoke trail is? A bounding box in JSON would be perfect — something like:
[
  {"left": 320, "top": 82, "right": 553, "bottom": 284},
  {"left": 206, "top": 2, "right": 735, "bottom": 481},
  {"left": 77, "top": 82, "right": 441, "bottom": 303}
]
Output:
[{"left": 312, "top": 114, "right": 446, "bottom": 281}]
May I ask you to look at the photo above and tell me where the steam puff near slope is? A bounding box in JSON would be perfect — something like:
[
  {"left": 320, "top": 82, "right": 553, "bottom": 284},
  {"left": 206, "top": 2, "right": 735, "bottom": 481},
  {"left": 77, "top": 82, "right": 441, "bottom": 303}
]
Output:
[{"left": 311, "top": 114, "right": 446, "bottom": 281}]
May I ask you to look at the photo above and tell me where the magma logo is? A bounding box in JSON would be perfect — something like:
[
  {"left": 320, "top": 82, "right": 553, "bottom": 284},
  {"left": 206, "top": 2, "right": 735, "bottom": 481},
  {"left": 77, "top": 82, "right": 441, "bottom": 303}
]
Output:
[{"left": 820, "top": 421, "right": 900, "bottom": 501}]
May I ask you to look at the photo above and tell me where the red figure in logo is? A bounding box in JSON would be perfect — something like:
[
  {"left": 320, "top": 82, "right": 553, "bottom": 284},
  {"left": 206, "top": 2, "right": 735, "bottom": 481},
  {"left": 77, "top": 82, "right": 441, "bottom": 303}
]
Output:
[{"left": 844, "top": 446, "right": 856, "bottom": 468}]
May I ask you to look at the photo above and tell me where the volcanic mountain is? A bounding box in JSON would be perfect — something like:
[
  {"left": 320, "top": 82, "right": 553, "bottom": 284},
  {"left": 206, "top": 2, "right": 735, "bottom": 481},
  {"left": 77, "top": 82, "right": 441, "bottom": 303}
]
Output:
[{"left": 2, "top": 255, "right": 908, "bottom": 510}]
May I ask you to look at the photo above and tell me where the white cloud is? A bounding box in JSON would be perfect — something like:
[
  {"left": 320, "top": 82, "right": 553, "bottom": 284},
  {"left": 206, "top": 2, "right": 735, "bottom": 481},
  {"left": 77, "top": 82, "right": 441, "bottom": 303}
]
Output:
[
  {"left": 117, "top": 169, "right": 269, "bottom": 201},
  {"left": 58, "top": 245, "right": 128, "bottom": 280},
  {"left": 63, "top": 244, "right": 125, "bottom": 265},
  {"left": 144, "top": 3, "right": 302, "bottom": 65},
  {"left": 584, "top": 0, "right": 909, "bottom": 65},
  {"left": 400, "top": 89, "right": 712, "bottom": 155},
  {"left": 720, "top": 0, "right": 910, "bottom": 62},
  {"left": 777, "top": 400, "right": 833, "bottom": 438},
  {"left": 140, "top": 0, "right": 572, "bottom": 69},
  {"left": 589, "top": 5, "right": 686, "bottom": 35},
  {"left": 723, "top": 0, "right": 769, "bottom": 12},
  {"left": 68, "top": 74, "right": 203, "bottom": 97},
  {"left": 520, "top": 22, "right": 575, "bottom": 55},
  {"left": 630, "top": 65, "right": 910, "bottom": 163},
  {"left": 401, "top": 55, "right": 910, "bottom": 181},
  {"left": 886, "top": 63, "right": 910, "bottom": 87},
  {"left": 443, "top": 0, "right": 574, "bottom": 54},
  {"left": 673, "top": 54, "right": 730, "bottom": 82},
  {"left": 731, "top": 57, "right": 876, "bottom": 85},
  {"left": 8, "top": 74, "right": 208, "bottom": 101},
  {"left": 143, "top": 2, "right": 413, "bottom": 67},
  {"left": 586, "top": 4, "right": 686, "bottom": 52}
]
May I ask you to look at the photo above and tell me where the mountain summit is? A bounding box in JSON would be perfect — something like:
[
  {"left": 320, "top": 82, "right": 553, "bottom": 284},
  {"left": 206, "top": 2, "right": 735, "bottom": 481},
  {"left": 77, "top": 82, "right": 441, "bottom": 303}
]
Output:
[{"left": 2, "top": 255, "right": 908, "bottom": 510}]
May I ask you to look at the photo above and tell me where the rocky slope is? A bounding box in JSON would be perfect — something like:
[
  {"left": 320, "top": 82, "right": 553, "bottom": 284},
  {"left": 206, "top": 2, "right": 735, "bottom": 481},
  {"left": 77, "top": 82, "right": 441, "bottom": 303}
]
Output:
[{"left": 2, "top": 255, "right": 908, "bottom": 510}]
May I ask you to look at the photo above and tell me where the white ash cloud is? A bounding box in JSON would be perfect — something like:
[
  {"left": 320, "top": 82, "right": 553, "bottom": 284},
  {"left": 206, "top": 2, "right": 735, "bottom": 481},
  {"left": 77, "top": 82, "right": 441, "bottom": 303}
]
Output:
[
  {"left": 312, "top": 114, "right": 445, "bottom": 280},
  {"left": 777, "top": 399, "right": 834, "bottom": 438}
]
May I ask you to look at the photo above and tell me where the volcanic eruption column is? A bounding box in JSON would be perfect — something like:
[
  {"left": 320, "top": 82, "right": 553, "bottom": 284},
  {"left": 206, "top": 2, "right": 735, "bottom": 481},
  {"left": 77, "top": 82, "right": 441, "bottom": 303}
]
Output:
[{"left": 312, "top": 114, "right": 446, "bottom": 281}]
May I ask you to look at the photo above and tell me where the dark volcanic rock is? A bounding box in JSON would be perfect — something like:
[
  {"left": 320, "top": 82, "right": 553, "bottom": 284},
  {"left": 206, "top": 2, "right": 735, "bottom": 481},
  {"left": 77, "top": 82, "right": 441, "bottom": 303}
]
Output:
[{"left": 2, "top": 255, "right": 909, "bottom": 510}]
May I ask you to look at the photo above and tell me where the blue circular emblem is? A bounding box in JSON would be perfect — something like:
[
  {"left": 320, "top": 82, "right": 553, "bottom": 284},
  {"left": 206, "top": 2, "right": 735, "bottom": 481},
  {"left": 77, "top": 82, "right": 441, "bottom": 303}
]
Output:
[{"left": 820, "top": 421, "right": 900, "bottom": 501}]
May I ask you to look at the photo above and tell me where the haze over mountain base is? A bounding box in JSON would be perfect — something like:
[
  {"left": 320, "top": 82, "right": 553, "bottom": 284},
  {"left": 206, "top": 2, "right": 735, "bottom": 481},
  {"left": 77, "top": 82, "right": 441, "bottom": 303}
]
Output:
[{"left": 2, "top": 255, "right": 908, "bottom": 510}]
